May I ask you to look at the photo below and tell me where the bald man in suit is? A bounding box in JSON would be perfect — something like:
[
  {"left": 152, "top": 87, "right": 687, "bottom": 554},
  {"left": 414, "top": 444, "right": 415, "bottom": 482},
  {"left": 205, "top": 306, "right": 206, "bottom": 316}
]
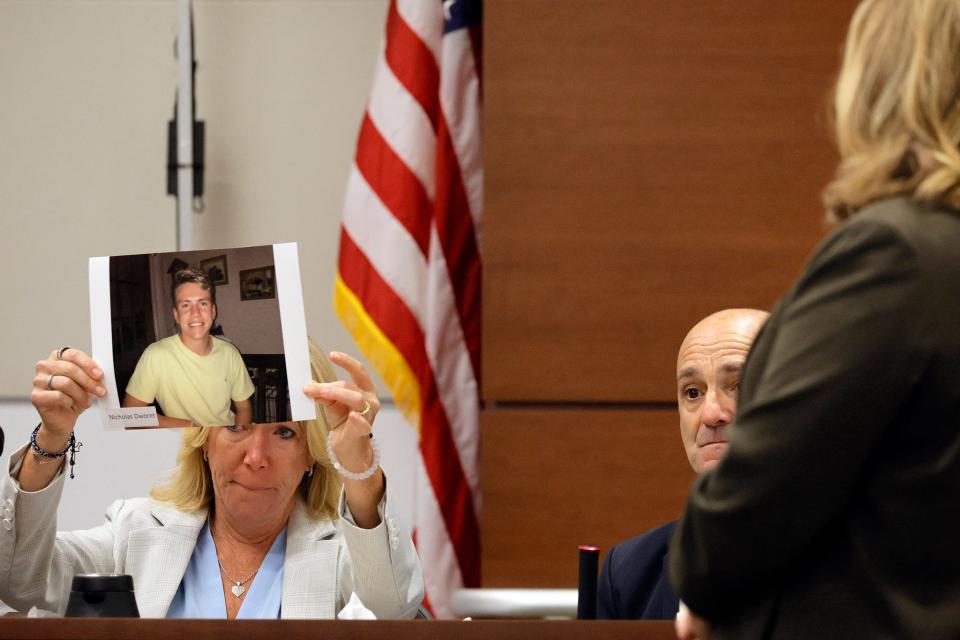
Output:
[{"left": 597, "top": 308, "right": 768, "bottom": 620}]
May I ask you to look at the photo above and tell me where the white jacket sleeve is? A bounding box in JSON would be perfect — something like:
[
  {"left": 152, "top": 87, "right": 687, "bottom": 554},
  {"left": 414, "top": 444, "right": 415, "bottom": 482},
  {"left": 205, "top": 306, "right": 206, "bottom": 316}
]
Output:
[
  {"left": 336, "top": 479, "right": 424, "bottom": 619},
  {"left": 0, "top": 444, "right": 120, "bottom": 614}
]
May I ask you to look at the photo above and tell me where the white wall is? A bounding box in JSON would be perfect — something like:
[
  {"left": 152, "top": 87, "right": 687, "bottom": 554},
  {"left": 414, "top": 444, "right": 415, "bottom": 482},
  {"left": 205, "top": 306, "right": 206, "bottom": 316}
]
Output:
[{"left": 0, "top": 0, "right": 390, "bottom": 396}]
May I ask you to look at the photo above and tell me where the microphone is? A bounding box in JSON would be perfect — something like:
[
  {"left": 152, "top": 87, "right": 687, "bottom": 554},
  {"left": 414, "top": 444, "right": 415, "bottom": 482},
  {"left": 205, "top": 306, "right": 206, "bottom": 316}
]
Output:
[{"left": 577, "top": 545, "right": 600, "bottom": 619}]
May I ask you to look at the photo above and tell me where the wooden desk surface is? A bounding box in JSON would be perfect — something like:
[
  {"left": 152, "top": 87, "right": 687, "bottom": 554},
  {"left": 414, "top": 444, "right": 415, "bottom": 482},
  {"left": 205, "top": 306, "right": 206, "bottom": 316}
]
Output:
[{"left": 0, "top": 618, "right": 676, "bottom": 640}]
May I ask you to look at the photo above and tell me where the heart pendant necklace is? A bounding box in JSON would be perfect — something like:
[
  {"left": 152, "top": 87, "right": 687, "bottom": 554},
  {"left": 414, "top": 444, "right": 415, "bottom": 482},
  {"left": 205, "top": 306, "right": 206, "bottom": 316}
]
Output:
[
  {"left": 218, "top": 564, "right": 257, "bottom": 599},
  {"left": 211, "top": 523, "right": 259, "bottom": 599}
]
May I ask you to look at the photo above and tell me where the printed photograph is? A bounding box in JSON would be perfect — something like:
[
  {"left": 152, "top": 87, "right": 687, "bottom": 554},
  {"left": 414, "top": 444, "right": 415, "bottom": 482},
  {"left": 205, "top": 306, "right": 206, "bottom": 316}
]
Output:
[{"left": 96, "top": 245, "right": 304, "bottom": 429}]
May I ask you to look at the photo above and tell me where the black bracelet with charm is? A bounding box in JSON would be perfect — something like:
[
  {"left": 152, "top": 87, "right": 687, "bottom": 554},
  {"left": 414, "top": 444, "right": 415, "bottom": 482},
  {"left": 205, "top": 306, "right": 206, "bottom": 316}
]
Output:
[{"left": 30, "top": 423, "right": 83, "bottom": 479}]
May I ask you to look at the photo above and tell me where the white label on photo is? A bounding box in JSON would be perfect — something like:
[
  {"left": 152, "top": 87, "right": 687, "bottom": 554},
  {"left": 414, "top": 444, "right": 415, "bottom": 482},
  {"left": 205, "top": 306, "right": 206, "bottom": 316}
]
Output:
[{"left": 106, "top": 407, "right": 160, "bottom": 429}]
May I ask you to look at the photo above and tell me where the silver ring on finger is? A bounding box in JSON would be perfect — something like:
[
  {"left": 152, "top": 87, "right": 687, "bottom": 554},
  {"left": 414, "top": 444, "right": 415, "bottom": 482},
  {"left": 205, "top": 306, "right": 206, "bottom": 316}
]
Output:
[
  {"left": 56, "top": 346, "right": 72, "bottom": 360},
  {"left": 358, "top": 400, "right": 372, "bottom": 419},
  {"left": 46, "top": 374, "right": 57, "bottom": 390}
]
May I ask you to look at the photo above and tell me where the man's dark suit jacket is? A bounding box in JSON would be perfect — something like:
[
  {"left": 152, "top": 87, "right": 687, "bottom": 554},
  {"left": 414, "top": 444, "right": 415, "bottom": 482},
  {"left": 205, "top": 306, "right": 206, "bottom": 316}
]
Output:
[
  {"left": 671, "top": 198, "right": 960, "bottom": 639},
  {"left": 597, "top": 521, "right": 679, "bottom": 620}
]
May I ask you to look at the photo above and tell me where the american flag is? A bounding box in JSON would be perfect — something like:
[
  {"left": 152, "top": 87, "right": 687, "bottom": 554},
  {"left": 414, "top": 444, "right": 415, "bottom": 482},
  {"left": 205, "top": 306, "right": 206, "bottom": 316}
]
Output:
[{"left": 334, "top": 0, "right": 483, "bottom": 618}]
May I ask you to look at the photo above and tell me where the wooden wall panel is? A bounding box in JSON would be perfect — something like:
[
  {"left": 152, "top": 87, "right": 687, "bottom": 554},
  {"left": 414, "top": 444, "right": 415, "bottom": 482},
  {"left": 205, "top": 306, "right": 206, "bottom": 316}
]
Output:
[
  {"left": 481, "top": 409, "right": 694, "bottom": 587},
  {"left": 483, "top": 0, "right": 861, "bottom": 403}
]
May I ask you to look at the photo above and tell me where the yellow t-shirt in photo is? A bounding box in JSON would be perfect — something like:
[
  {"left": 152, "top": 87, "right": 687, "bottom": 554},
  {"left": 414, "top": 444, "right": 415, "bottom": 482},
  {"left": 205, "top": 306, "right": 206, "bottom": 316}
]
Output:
[{"left": 125, "top": 335, "right": 255, "bottom": 427}]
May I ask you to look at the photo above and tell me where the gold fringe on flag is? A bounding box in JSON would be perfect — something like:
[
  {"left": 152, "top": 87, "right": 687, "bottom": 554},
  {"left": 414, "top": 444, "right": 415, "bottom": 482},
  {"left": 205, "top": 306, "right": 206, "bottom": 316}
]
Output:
[{"left": 333, "top": 273, "right": 423, "bottom": 433}]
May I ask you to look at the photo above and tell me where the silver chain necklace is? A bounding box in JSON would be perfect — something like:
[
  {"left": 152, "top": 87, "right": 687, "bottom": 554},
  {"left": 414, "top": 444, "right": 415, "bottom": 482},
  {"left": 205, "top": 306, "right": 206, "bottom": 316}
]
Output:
[
  {"left": 210, "top": 523, "right": 259, "bottom": 598},
  {"left": 217, "top": 561, "right": 257, "bottom": 598}
]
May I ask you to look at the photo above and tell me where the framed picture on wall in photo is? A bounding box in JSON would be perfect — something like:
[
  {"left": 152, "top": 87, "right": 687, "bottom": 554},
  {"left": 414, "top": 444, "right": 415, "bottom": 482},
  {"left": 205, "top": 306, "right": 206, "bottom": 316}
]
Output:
[
  {"left": 200, "top": 254, "right": 228, "bottom": 286},
  {"left": 240, "top": 266, "right": 276, "bottom": 301}
]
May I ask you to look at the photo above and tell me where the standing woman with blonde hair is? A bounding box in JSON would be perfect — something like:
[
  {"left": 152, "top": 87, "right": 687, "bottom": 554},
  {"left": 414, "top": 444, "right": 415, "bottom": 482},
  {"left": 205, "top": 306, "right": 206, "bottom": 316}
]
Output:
[{"left": 671, "top": 1, "right": 960, "bottom": 638}]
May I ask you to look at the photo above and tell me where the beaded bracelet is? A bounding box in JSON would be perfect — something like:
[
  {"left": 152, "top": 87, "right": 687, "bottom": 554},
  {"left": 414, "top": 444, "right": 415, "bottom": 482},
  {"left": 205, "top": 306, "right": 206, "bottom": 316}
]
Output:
[
  {"left": 31, "top": 423, "right": 82, "bottom": 479},
  {"left": 326, "top": 431, "right": 381, "bottom": 481}
]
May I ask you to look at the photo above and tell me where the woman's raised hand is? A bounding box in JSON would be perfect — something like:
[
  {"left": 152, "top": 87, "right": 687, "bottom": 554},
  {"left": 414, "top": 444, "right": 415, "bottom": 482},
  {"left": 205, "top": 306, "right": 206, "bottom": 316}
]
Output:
[
  {"left": 304, "top": 351, "right": 384, "bottom": 527},
  {"left": 21, "top": 348, "right": 105, "bottom": 491},
  {"left": 303, "top": 351, "right": 381, "bottom": 475},
  {"left": 31, "top": 347, "right": 105, "bottom": 439}
]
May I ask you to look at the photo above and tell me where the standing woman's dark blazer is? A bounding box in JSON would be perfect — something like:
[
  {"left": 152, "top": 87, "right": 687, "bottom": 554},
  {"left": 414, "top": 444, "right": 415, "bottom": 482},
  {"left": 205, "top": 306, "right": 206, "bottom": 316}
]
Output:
[{"left": 670, "top": 197, "right": 960, "bottom": 639}]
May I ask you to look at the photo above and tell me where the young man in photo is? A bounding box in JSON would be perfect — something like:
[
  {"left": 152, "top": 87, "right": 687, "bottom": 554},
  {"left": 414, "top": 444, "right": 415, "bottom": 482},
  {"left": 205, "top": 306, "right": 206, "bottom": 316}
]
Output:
[{"left": 123, "top": 267, "right": 254, "bottom": 428}]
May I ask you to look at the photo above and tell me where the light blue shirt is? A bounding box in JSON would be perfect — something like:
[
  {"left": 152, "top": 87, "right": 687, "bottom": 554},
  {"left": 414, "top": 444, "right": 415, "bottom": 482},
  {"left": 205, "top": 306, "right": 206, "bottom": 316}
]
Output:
[{"left": 166, "top": 522, "right": 287, "bottom": 618}]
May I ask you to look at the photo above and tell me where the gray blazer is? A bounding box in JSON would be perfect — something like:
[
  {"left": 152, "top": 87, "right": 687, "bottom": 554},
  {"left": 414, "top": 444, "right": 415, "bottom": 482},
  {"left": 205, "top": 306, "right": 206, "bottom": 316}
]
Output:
[{"left": 0, "top": 445, "right": 423, "bottom": 618}]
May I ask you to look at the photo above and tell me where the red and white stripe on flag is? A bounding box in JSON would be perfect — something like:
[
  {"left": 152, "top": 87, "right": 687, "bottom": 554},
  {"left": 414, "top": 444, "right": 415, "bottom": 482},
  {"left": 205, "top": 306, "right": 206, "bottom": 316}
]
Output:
[{"left": 334, "top": 0, "right": 483, "bottom": 619}]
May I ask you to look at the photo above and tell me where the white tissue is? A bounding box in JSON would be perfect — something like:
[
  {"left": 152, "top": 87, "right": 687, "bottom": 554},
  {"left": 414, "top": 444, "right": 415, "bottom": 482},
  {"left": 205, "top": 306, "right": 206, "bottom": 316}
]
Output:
[{"left": 337, "top": 592, "right": 377, "bottom": 620}]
